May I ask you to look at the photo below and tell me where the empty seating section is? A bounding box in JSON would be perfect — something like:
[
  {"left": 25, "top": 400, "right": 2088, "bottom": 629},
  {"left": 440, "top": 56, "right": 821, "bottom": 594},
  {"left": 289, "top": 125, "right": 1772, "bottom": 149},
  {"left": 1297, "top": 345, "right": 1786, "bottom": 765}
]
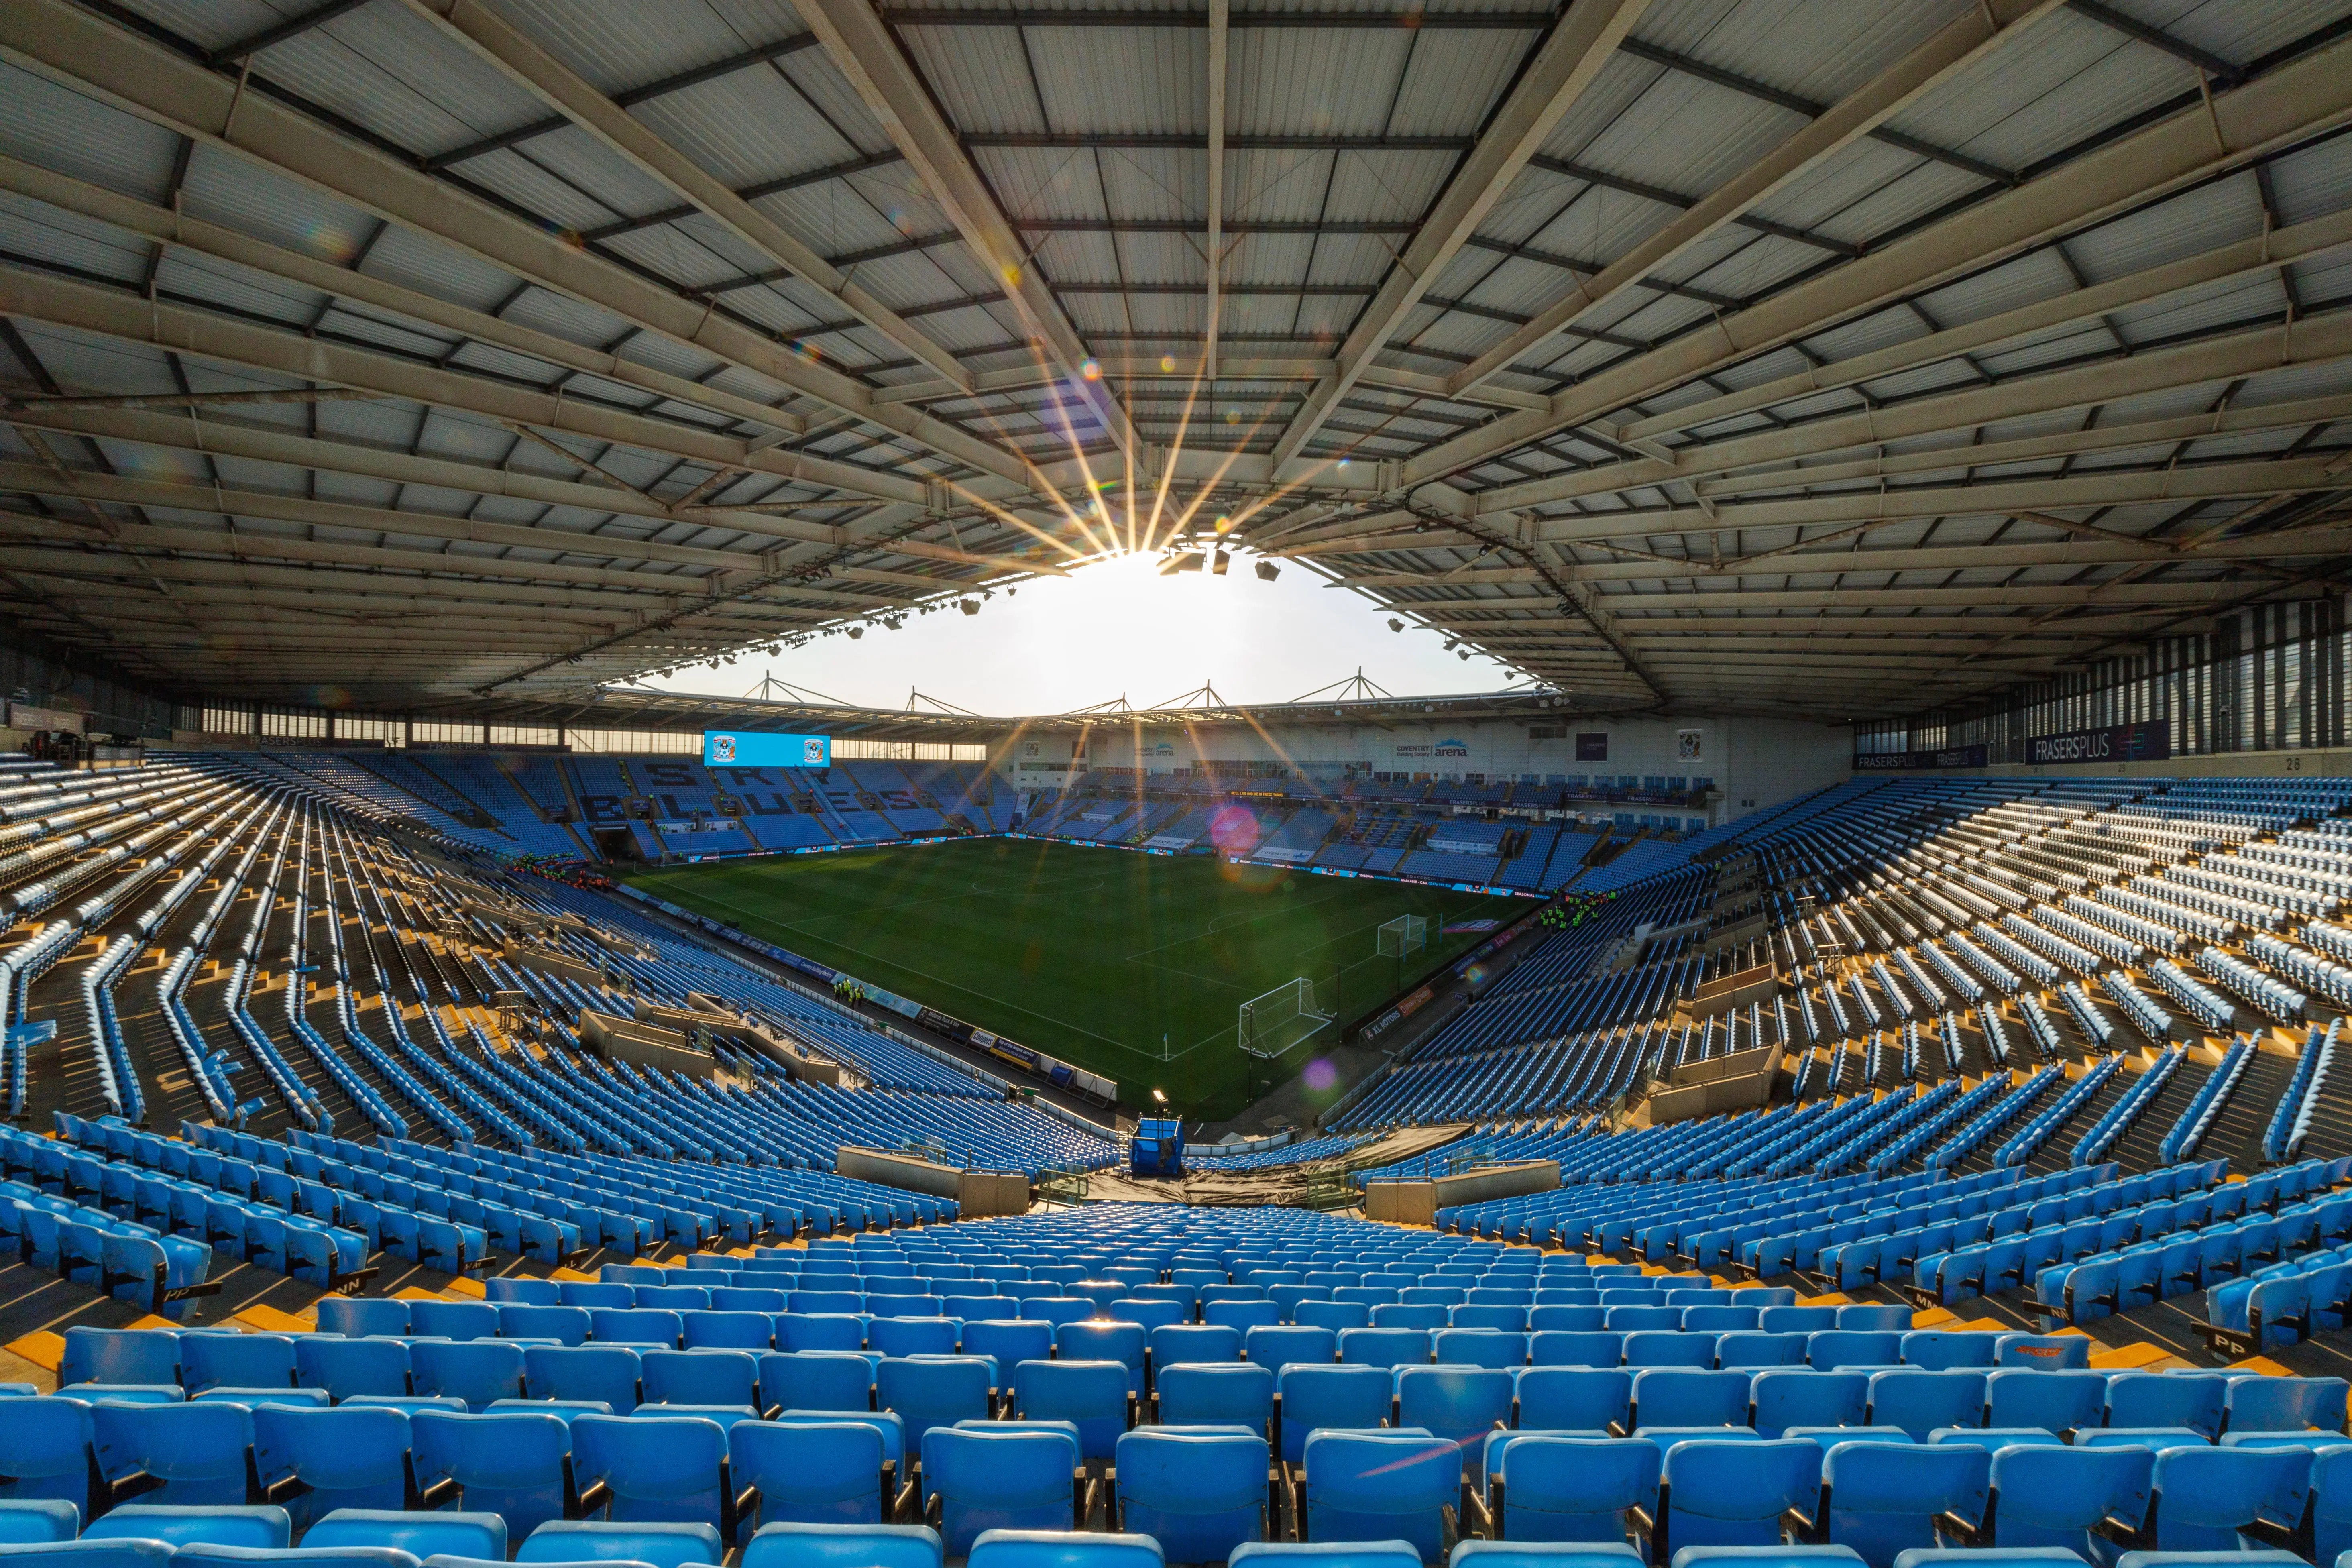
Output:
[
  {"left": 3, "top": 754, "right": 1133, "bottom": 1320},
  {"left": 11, "top": 1203, "right": 2352, "bottom": 1568}
]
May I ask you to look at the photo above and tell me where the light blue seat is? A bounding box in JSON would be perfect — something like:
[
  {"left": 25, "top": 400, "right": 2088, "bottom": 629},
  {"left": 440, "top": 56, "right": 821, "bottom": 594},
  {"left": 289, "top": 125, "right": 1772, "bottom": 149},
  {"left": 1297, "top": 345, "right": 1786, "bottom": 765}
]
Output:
[
  {"left": 966, "top": 1530, "right": 1163, "bottom": 1568},
  {"left": 918, "top": 1426, "right": 1079, "bottom": 1557},
  {"left": 83, "top": 1506, "right": 289, "bottom": 1550},
  {"left": 2144, "top": 1443, "right": 2310, "bottom": 1548},
  {"left": 0, "top": 1505, "right": 75, "bottom": 1545},
  {"left": 1301, "top": 1430, "right": 1458, "bottom": 1563},
  {"left": 302, "top": 1509, "right": 507, "bottom": 1562},
  {"left": 1113, "top": 1428, "right": 1269, "bottom": 1564},
  {"left": 0, "top": 1544, "right": 176, "bottom": 1568},
  {"left": 1981, "top": 1443, "right": 2150, "bottom": 1557},
  {"left": 878, "top": 1358, "right": 995, "bottom": 1455},
  {"left": 90, "top": 1402, "right": 253, "bottom": 1508},
  {"left": 251, "top": 1405, "right": 409, "bottom": 1531},
  {"left": 1658, "top": 1439, "right": 1820, "bottom": 1552},
  {"left": 732, "top": 1421, "right": 889, "bottom": 1528},
  {"left": 1633, "top": 1369, "right": 1750, "bottom": 1431},
  {"left": 1483, "top": 1435, "right": 1658, "bottom": 1544},
  {"left": 758, "top": 1352, "right": 869, "bottom": 1417},
  {"left": 1010, "top": 1361, "right": 1128, "bottom": 1466},
  {"left": 0, "top": 1399, "right": 94, "bottom": 1512},
  {"left": 1277, "top": 1367, "right": 1395, "bottom": 1467},
  {"left": 411, "top": 1410, "right": 576, "bottom": 1542},
  {"left": 515, "top": 1521, "right": 722, "bottom": 1568},
  {"left": 1154, "top": 1364, "right": 1272, "bottom": 1440},
  {"left": 1517, "top": 1369, "right": 1633, "bottom": 1437},
  {"left": 1868, "top": 1373, "right": 1985, "bottom": 1444},
  {"left": 411, "top": 1342, "right": 525, "bottom": 1414},
  {"left": 642, "top": 1352, "right": 758, "bottom": 1411},
  {"left": 1818, "top": 1441, "right": 1988, "bottom": 1568}
]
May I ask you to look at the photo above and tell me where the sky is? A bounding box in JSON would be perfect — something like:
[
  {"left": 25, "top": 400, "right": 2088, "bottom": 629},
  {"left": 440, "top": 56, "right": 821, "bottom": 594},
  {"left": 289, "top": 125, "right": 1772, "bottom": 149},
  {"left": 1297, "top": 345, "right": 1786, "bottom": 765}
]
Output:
[{"left": 638, "top": 547, "right": 1532, "bottom": 715}]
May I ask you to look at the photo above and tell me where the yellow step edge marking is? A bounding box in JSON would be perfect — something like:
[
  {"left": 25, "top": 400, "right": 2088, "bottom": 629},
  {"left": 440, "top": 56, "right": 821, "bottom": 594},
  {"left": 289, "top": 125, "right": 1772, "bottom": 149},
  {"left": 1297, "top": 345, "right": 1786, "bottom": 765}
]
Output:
[
  {"left": 126, "top": 1315, "right": 179, "bottom": 1331},
  {"left": 444, "top": 1277, "right": 487, "bottom": 1300},
  {"left": 393, "top": 1285, "right": 451, "bottom": 1302},
  {"left": 1909, "top": 1307, "right": 1958, "bottom": 1329},
  {"left": 550, "top": 1267, "right": 600, "bottom": 1283},
  {"left": 2230, "top": 1354, "right": 2299, "bottom": 1376},
  {"left": 5, "top": 1331, "right": 64, "bottom": 1373},
  {"left": 231, "top": 1305, "right": 316, "bottom": 1335},
  {"left": 1798, "top": 1292, "right": 1852, "bottom": 1306},
  {"left": 2089, "top": 1342, "right": 2179, "bottom": 1370}
]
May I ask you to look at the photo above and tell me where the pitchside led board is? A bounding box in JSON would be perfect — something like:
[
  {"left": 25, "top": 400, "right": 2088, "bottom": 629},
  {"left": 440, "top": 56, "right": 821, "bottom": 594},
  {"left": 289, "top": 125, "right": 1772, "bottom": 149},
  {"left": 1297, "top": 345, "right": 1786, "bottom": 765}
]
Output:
[{"left": 703, "top": 731, "right": 831, "bottom": 769}]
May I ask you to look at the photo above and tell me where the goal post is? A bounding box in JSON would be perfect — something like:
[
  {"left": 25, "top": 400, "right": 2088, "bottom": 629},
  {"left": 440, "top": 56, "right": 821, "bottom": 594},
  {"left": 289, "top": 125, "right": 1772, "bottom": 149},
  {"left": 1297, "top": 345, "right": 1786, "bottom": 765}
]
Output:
[
  {"left": 1377, "top": 913, "right": 1430, "bottom": 959},
  {"left": 1238, "top": 976, "right": 1335, "bottom": 1060}
]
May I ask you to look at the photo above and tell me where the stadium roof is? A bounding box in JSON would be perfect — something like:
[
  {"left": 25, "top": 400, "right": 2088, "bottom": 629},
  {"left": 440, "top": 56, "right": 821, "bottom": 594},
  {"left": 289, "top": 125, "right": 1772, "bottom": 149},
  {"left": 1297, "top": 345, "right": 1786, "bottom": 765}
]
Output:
[{"left": 2, "top": 0, "right": 2350, "bottom": 723}]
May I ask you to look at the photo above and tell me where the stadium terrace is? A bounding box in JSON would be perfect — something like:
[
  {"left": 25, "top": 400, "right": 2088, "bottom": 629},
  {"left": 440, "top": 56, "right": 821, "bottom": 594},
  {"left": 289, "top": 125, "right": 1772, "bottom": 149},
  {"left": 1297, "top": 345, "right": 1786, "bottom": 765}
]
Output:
[{"left": 13, "top": 2, "right": 2352, "bottom": 1568}]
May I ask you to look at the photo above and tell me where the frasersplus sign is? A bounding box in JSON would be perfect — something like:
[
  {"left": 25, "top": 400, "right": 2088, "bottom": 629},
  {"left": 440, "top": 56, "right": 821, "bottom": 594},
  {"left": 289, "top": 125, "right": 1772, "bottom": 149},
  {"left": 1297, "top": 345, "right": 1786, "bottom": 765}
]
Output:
[
  {"left": 1854, "top": 743, "right": 1989, "bottom": 771},
  {"left": 2025, "top": 721, "right": 2171, "bottom": 766}
]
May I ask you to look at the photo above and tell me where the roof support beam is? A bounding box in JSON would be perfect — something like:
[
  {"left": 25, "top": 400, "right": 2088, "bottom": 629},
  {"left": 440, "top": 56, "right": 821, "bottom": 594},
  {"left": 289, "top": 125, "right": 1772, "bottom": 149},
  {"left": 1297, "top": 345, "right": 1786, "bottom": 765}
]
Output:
[
  {"left": 205, "top": 0, "right": 377, "bottom": 67},
  {"left": 796, "top": 0, "right": 1138, "bottom": 458},
  {"left": 1267, "top": 0, "right": 1650, "bottom": 468},
  {"left": 1621, "top": 204, "right": 2352, "bottom": 444},
  {"left": 1472, "top": 307, "right": 2352, "bottom": 513},
  {"left": 1275, "top": 455, "right": 2352, "bottom": 553},
  {"left": 1205, "top": 0, "right": 1228, "bottom": 384},
  {"left": 420, "top": 33, "right": 825, "bottom": 169},
  {"left": 0, "top": 151, "right": 812, "bottom": 440},
  {"left": 0, "top": 262, "right": 924, "bottom": 511},
  {"left": 1403, "top": 28, "right": 2352, "bottom": 486},
  {"left": 1448, "top": 0, "right": 2061, "bottom": 396},
  {"left": 0, "top": 0, "right": 1031, "bottom": 484},
  {"left": 1361, "top": 525, "right": 2352, "bottom": 584},
  {"left": 401, "top": 0, "right": 973, "bottom": 395}
]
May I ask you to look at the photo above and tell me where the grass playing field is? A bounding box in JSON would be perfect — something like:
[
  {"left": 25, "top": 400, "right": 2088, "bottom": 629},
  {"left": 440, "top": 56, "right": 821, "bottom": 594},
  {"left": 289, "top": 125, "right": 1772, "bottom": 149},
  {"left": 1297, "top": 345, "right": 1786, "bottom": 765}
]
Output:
[{"left": 626, "top": 838, "right": 1512, "bottom": 1121}]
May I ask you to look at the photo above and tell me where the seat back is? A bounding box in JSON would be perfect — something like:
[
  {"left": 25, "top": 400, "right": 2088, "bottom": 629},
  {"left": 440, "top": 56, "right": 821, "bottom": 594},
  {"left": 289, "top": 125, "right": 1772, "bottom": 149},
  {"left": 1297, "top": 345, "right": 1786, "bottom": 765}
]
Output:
[
  {"left": 1395, "top": 1367, "right": 1513, "bottom": 1478},
  {"left": 1301, "top": 1430, "right": 1457, "bottom": 1561},
  {"left": 1113, "top": 1427, "right": 1268, "bottom": 1565},
  {"left": 1660, "top": 1437, "right": 1822, "bottom": 1550},
  {"left": 571, "top": 1413, "right": 730, "bottom": 1532},
  {"left": 1631, "top": 1368, "right": 1749, "bottom": 1430},
  {"left": 1516, "top": 1367, "right": 1633, "bottom": 1437},
  {"left": 918, "top": 1425, "right": 1079, "bottom": 1556},
  {"left": 1495, "top": 1434, "right": 1661, "bottom": 1542},
  {"left": 2149, "top": 1444, "right": 2312, "bottom": 1550},
  {"left": 1010, "top": 1359, "right": 1128, "bottom": 1463},
  {"left": 1822, "top": 1439, "right": 1989, "bottom": 1568},
  {"left": 1987, "top": 1443, "right": 2152, "bottom": 1554},
  {"left": 1275, "top": 1365, "right": 1395, "bottom": 1466},
  {"left": 731, "top": 1419, "right": 886, "bottom": 1528},
  {"left": 1154, "top": 1363, "right": 1273, "bottom": 1438},
  {"left": 876, "top": 1357, "right": 994, "bottom": 1452},
  {"left": 1867, "top": 1370, "right": 1986, "bottom": 1442}
]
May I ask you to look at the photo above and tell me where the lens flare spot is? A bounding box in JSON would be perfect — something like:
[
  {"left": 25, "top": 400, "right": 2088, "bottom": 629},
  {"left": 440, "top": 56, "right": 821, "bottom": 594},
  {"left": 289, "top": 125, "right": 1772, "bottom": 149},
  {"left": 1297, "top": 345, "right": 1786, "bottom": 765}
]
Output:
[
  {"left": 1160, "top": 355, "right": 1176, "bottom": 373},
  {"left": 1081, "top": 358, "right": 1102, "bottom": 381},
  {"left": 1303, "top": 1058, "right": 1338, "bottom": 1092}
]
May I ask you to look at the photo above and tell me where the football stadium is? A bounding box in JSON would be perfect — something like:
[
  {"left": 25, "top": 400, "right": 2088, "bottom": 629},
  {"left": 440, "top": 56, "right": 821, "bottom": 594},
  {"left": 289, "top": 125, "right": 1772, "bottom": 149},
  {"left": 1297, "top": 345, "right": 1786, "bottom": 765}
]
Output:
[{"left": 16, "top": 0, "right": 2352, "bottom": 1565}]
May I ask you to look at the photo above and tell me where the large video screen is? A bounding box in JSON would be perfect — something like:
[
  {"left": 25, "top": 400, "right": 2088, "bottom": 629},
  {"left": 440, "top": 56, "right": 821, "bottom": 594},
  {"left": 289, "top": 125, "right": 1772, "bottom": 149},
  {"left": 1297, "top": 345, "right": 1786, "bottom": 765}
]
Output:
[{"left": 703, "top": 730, "right": 831, "bottom": 768}]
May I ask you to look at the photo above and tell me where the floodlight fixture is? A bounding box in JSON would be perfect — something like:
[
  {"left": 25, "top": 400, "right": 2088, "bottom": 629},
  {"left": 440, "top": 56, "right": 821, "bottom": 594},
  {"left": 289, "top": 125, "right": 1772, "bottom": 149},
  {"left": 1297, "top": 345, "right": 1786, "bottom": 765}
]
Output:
[
  {"left": 1388, "top": 619, "right": 1404, "bottom": 632},
  {"left": 847, "top": 627, "right": 863, "bottom": 639},
  {"left": 1212, "top": 550, "right": 1230, "bottom": 576},
  {"left": 960, "top": 599, "right": 981, "bottom": 615},
  {"left": 1255, "top": 560, "right": 1280, "bottom": 582}
]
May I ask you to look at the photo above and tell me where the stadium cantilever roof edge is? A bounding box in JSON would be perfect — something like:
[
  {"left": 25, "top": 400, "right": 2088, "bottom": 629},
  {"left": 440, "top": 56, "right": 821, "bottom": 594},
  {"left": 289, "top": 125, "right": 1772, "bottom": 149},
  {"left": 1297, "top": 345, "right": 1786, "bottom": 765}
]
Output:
[
  {"left": 464, "top": 681, "right": 1588, "bottom": 741},
  {"left": 1, "top": 0, "right": 2350, "bottom": 723}
]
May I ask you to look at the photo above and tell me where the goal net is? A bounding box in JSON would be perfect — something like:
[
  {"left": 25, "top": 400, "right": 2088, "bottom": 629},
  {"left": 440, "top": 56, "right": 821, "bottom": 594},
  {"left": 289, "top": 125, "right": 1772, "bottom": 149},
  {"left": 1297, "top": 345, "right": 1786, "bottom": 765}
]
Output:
[
  {"left": 1238, "top": 976, "right": 1335, "bottom": 1059},
  {"left": 1378, "top": 913, "right": 1430, "bottom": 959}
]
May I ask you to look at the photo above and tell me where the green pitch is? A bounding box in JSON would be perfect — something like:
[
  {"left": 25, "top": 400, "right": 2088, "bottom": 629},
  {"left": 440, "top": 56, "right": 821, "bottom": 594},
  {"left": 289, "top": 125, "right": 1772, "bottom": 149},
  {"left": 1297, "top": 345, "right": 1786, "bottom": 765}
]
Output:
[{"left": 625, "top": 838, "right": 1511, "bottom": 1121}]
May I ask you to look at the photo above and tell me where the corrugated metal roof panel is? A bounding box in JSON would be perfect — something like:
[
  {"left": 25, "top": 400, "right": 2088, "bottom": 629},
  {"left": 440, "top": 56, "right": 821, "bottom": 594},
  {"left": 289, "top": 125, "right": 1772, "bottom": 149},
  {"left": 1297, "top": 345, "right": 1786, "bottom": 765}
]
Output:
[
  {"left": 481, "top": 0, "right": 802, "bottom": 96},
  {"left": 0, "top": 61, "right": 181, "bottom": 204}
]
